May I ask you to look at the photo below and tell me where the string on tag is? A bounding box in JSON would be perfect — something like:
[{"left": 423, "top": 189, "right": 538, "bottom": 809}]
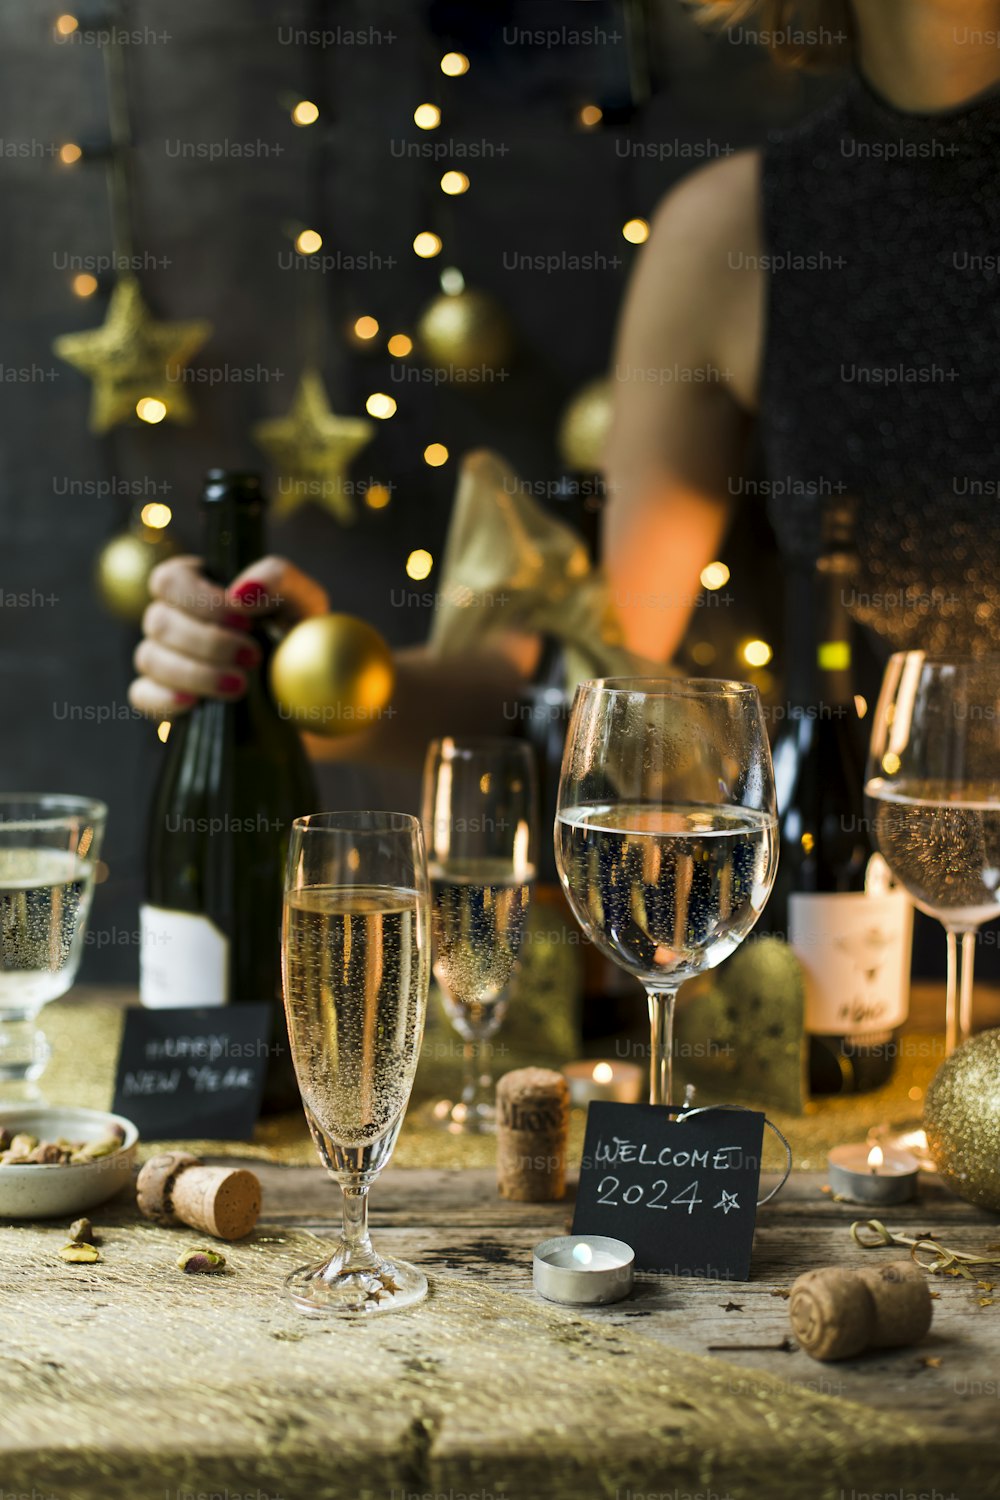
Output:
[{"left": 668, "top": 1101, "right": 793, "bottom": 1206}]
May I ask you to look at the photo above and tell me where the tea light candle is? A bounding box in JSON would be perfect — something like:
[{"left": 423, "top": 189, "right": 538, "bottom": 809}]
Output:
[
  {"left": 562, "top": 1059, "right": 644, "bottom": 1107},
  {"left": 533, "top": 1234, "right": 635, "bottom": 1306},
  {"left": 827, "top": 1142, "right": 919, "bottom": 1205}
]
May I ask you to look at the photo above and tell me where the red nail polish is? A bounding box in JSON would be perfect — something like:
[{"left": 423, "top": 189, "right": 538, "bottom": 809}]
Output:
[
  {"left": 231, "top": 579, "right": 267, "bottom": 606},
  {"left": 217, "top": 674, "right": 244, "bottom": 693},
  {"left": 173, "top": 692, "right": 197, "bottom": 706},
  {"left": 235, "top": 647, "right": 260, "bottom": 668}
]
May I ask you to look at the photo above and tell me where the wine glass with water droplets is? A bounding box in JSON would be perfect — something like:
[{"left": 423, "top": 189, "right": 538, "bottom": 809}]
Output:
[
  {"left": 0, "top": 795, "right": 107, "bottom": 1103},
  {"left": 555, "top": 679, "right": 778, "bottom": 1106},
  {"left": 866, "top": 652, "right": 1000, "bottom": 1054}
]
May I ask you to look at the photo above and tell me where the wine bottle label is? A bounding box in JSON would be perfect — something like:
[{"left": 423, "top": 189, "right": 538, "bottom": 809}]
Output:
[
  {"left": 139, "top": 905, "right": 229, "bottom": 1008},
  {"left": 789, "top": 890, "right": 912, "bottom": 1035}
]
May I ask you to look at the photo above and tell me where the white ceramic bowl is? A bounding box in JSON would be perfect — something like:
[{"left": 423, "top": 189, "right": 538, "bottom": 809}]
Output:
[{"left": 0, "top": 1105, "right": 138, "bottom": 1220}]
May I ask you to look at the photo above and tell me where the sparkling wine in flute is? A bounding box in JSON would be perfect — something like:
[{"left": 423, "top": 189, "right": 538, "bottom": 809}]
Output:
[
  {"left": 421, "top": 737, "right": 538, "bottom": 1135},
  {"left": 866, "top": 778, "right": 1000, "bottom": 927},
  {"left": 280, "top": 810, "right": 430, "bottom": 1317},
  {"left": 282, "top": 884, "right": 427, "bottom": 1169},
  {"left": 0, "top": 849, "right": 96, "bottom": 1012},
  {"left": 429, "top": 857, "right": 534, "bottom": 1024},
  {"left": 556, "top": 803, "right": 777, "bottom": 983}
]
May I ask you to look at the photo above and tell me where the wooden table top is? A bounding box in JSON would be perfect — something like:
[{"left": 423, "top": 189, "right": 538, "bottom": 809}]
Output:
[
  {"left": 2, "top": 1155, "right": 999, "bottom": 1500},
  {"left": 3, "top": 982, "right": 999, "bottom": 1497}
]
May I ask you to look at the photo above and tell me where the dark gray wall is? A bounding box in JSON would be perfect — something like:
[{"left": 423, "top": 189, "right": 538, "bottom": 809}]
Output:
[{"left": 0, "top": 0, "right": 839, "bottom": 980}]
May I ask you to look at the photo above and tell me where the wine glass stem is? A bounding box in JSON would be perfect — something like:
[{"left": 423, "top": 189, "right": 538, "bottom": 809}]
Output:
[
  {"left": 340, "top": 1185, "right": 374, "bottom": 1264},
  {"left": 647, "top": 986, "right": 678, "bottom": 1106},
  {"left": 944, "top": 927, "right": 977, "bottom": 1055},
  {"left": 461, "top": 1037, "right": 490, "bottom": 1113}
]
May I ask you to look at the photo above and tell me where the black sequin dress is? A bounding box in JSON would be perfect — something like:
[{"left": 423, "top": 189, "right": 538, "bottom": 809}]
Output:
[{"left": 760, "top": 72, "right": 1000, "bottom": 652}]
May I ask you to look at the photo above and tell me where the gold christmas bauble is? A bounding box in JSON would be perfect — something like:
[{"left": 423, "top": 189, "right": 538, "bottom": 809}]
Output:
[
  {"left": 924, "top": 1028, "right": 1000, "bottom": 1211},
  {"left": 558, "top": 376, "right": 613, "bottom": 472},
  {"left": 94, "top": 526, "right": 176, "bottom": 622},
  {"left": 269, "top": 613, "right": 395, "bottom": 738},
  {"left": 416, "top": 289, "right": 512, "bottom": 374}
]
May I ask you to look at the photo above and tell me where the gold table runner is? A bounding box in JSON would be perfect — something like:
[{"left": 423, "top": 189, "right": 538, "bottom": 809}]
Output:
[{"left": 41, "top": 996, "right": 941, "bottom": 1170}]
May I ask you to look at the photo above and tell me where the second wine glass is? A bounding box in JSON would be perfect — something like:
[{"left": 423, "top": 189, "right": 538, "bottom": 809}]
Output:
[
  {"left": 422, "top": 738, "right": 538, "bottom": 1134},
  {"left": 866, "top": 652, "right": 1000, "bottom": 1054},
  {"left": 555, "top": 678, "right": 778, "bottom": 1107}
]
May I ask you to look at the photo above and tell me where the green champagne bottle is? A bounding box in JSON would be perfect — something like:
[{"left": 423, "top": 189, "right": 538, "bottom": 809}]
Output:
[
  {"left": 139, "top": 470, "right": 317, "bottom": 1112},
  {"left": 766, "top": 503, "right": 912, "bottom": 1094}
]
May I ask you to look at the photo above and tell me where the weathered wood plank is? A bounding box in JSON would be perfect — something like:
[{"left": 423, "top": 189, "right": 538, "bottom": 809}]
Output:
[
  {"left": 257, "top": 1163, "right": 1000, "bottom": 1428},
  {"left": 4, "top": 983, "right": 998, "bottom": 1498},
  {"left": 0, "top": 1201, "right": 994, "bottom": 1500}
]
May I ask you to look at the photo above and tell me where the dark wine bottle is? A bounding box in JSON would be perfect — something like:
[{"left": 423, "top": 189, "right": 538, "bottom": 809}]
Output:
[
  {"left": 767, "top": 503, "right": 912, "bottom": 1094},
  {"left": 139, "top": 470, "right": 318, "bottom": 1112}
]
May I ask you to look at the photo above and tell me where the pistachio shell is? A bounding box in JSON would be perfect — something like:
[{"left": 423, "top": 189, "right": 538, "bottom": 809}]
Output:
[
  {"left": 177, "top": 1248, "right": 226, "bottom": 1274},
  {"left": 73, "top": 1136, "right": 122, "bottom": 1162},
  {"left": 60, "top": 1242, "right": 100, "bottom": 1264}
]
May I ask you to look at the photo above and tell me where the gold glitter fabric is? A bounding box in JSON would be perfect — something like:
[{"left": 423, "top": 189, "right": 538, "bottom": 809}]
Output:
[
  {"left": 762, "top": 73, "right": 1000, "bottom": 652},
  {"left": 40, "top": 998, "right": 941, "bottom": 1172},
  {"left": 0, "top": 1212, "right": 973, "bottom": 1500}
]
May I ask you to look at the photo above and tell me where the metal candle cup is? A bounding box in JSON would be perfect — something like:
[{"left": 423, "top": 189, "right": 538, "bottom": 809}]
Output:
[
  {"left": 532, "top": 1235, "right": 635, "bottom": 1305},
  {"left": 562, "top": 1060, "right": 645, "bottom": 1108},
  {"left": 827, "top": 1142, "right": 920, "bottom": 1205}
]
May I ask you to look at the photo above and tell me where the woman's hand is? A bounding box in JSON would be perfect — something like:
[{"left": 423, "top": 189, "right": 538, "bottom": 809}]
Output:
[{"left": 128, "top": 554, "right": 329, "bottom": 720}]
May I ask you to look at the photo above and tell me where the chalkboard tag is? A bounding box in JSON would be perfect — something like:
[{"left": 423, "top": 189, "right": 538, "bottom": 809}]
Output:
[
  {"left": 572, "top": 1102, "right": 765, "bottom": 1281},
  {"left": 112, "top": 1004, "right": 271, "bottom": 1140}
]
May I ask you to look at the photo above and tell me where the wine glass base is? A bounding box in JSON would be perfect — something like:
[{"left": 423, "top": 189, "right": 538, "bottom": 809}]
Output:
[
  {"left": 285, "top": 1256, "right": 428, "bottom": 1317},
  {"left": 423, "top": 1096, "right": 496, "bottom": 1135}
]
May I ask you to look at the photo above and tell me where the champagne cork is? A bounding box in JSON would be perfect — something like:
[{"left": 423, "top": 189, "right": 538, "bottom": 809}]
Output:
[
  {"left": 496, "top": 1067, "right": 569, "bottom": 1202},
  {"left": 855, "top": 1260, "right": 934, "bottom": 1348},
  {"left": 137, "top": 1151, "right": 261, "bottom": 1241},
  {"left": 789, "top": 1260, "right": 933, "bottom": 1361}
]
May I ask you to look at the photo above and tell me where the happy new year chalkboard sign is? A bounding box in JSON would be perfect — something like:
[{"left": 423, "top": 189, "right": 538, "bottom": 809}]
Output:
[{"left": 572, "top": 1102, "right": 765, "bottom": 1280}]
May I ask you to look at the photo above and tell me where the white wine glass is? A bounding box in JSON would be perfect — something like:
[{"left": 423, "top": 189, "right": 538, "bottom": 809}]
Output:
[
  {"left": 0, "top": 794, "right": 107, "bottom": 1103},
  {"left": 555, "top": 678, "right": 778, "bottom": 1107},
  {"left": 281, "top": 810, "right": 430, "bottom": 1316},
  {"left": 866, "top": 652, "right": 1000, "bottom": 1054},
  {"left": 422, "top": 738, "right": 537, "bottom": 1134}
]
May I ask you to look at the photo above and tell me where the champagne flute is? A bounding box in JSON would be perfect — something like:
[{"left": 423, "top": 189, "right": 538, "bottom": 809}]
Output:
[
  {"left": 866, "top": 652, "right": 1000, "bottom": 1054},
  {"left": 0, "top": 794, "right": 107, "bottom": 1103},
  {"left": 422, "top": 738, "right": 537, "bottom": 1134},
  {"left": 281, "top": 811, "right": 430, "bottom": 1315},
  {"left": 555, "top": 678, "right": 778, "bottom": 1107}
]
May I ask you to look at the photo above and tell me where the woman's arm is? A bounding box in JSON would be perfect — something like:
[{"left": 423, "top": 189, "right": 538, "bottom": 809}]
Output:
[{"left": 602, "top": 149, "right": 764, "bottom": 663}]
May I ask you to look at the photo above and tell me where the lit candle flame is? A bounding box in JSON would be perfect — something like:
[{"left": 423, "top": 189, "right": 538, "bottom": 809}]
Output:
[
  {"left": 572, "top": 1242, "right": 593, "bottom": 1266},
  {"left": 592, "top": 1062, "right": 613, "bottom": 1085},
  {"left": 867, "top": 1144, "right": 884, "bottom": 1172}
]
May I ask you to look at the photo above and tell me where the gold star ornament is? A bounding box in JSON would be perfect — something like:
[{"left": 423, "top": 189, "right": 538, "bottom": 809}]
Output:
[
  {"left": 53, "top": 276, "right": 212, "bottom": 434},
  {"left": 252, "top": 368, "right": 374, "bottom": 522}
]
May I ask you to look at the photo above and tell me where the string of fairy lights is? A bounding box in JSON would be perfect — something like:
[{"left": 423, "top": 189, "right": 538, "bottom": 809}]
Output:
[{"left": 50, "top": 6, "right": 764, "bottom": 671}]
